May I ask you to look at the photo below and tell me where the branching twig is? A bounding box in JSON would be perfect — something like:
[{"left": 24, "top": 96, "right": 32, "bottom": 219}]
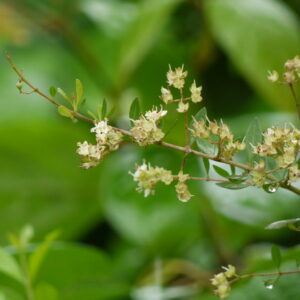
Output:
[{"left": 6, "top": 54, "right": 300, "bottom": 196}]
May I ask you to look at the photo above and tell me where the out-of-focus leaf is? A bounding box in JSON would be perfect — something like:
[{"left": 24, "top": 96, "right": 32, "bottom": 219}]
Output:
[
  {"left": 37, "top": 242, "right": 129, "bottom": 300},
  {"left": 57, "top": 106, "right": 74, "bottom": 120},
  {"left": 49, "top": 86, "right": 56, "bottom": 98},
  {"left": 102, "top": 98, "right": 107, "bottom": 120},
  {"left": 265, "top": 218, "right": 300, "bottom": 230},
  {"left": 57, "top": 88, "right": 72, "bottom": 105},
  {"left": 203, "top": 180, "right": 299, "bottom": 226},
  {"left": 117, "top": 0, "right": 182, "bottom": 86},
  {"left": 193, "top": 107, "right": 207, "bottom": 122},
  {"left": 99, "top": 147, "right": 201, "bottom": 252},
  {"left": 0, "top": 248, "right": 23, "bottom": 283},
  {"left": 75, "top": 79, "right": 83, "bottom": 107},
  {"left": 29, "top": 230, "right": 59, "bottom": 282},
  {"left": 271, "top": 245, "right": 281, "bottom": 270},
  {"left": 129, "top": 98, "right": 141, "bottom": 120},
  {"left": 0, "top": 121, "right": 103, "bottom": 242},
  {"left": 204, "top": 0, "right": 300, "bottom": 110},
  {"left": 0, "top": 286, "right": 24, "bottom": 300},
  {"left": 20, "top": 225, "right": 34, "bottom": 249},
  {"left": 34, "top": 283, "right": 58, "bottom": 300}
]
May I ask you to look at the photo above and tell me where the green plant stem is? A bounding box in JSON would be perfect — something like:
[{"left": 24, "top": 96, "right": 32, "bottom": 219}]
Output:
[
  {"left": 288, "top": 83, "right": 300, "bottom": 121},
  {"left": 19, "top": 248, "right": 34, "bottom": 300},
  {"left": 6, "top": 54, "right": 300, "bottom": 196}
]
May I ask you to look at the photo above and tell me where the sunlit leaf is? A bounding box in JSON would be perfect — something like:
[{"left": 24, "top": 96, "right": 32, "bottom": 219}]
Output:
[
  {"left": 0, "top": 248, "right": 23, "bottom": 283},
  {"left": 265, "top": 218, "right": 300, "bottom": 230},
  {"left": 57, "top": 106, "right": 74, "bottom": 120}
]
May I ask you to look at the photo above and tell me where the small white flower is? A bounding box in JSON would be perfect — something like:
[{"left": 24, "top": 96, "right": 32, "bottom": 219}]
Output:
[
  {"left": 190, "top": 81, "right": 203, "bottom": 103},
  {"left": 267, "top": 70, "right": 278, "bottom": 82},
  {"left": 160, "top": 87, "right": 173, "bottom": 104},
  {"left": 167, "top": 65, "right": 188, "bottom": 89},
  {"left": 177, "top": 101, "right": 189, "bottom": 113},
  {"left": 91, "top": 121, "right": 110, "bottom": 144}
]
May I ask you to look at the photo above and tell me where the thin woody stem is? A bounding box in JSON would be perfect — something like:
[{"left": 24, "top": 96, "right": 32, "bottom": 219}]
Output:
[
  {"left": 6, "top": 54, "right": 300, "bottom": 196},
  {"left": 173, "top": 176, "right": 229, "bottom": 183},
  {"left": 230, "top": 269, "right": 300, "bottom": 285}
]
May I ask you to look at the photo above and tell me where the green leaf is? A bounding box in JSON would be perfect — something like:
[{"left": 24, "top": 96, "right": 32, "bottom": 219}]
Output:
[
  {"left": 20, "top": 225, "right": 34, "bottom": 248},
  {"left": 117, "top": 0, "right": 182, "bottom": 86},
  {"left": 87, "top": 110, "right": 97, "bottom": 121},
  {"left": 36, "top": 242, "right": 129, "bottom": 300},
  {"left": 271, "top": 245, "right": 281, "bottom": 270},
  {"left": 228, "top": 175, "right": 247, "bottom": 184},
  {"left": 49, "top": 86, "right": 56, "bottom": 98},
  {"left": 0, "top": 286, "right": 24, "bottom": 300},
  {"left": 34, "top": 283, "right": 59, "bottom": 300},
  {"left": 101, "top": 99, "right": 107, "bottom": 120},
  {"left": 216, "top": 182, "right": 250, "bottom": 190},
  {"left": 190, "top": 107, "right": 207, "bottom": 145},
  {"left": 29, "top": 230, "right": 59, "bottom": 282},
  {"left": 57, "top": 106, "right": 74, "bottom": 120},
  {"left": 204, "top": 0, "right": 300, "bottom": 110},
  {"left": 0, "top": 121, "right": 103, "bottom": 241},
  {"left": 230, "top": 165, "right": 236, "bottom": 175},
  {"left": 202, "top": 158, "right": 210, "bottom": 176},
  {"left": 129, "top": 98, "right": 141, "bottom": 120},
  {"left": 107, "top": 106, "right": 116, "bottom": 119},
  {"left": 99, "top": 148, "right": 200, "bottom": 250},
  {"left": 213, "top": 165, "right": 230, "bottom": 178},
  {"left": 75, "top": 79, "right": 83, "bottom": 106},
  {"left": 0, "top": 248, "right": 24, "bottom": 283},
  {"left": 57, "top": 88, "right": 72, "bottom": 104},
  {"left": 196, "top": 138, "right": 217, "bottom": 155},
  {"left": 244, "top": 118, "right": 262, "bottom": 162},
  {"left": 193, "top": 107, "right": 207, "bottom": 122}
]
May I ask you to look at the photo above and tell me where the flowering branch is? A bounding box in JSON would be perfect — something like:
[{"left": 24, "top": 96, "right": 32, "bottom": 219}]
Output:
[
  {"left": 211, "top": 264, "right": 300, "bottom": 299},
  {"left": 6, "top": 54, "right": 300, "bottom": 199}
]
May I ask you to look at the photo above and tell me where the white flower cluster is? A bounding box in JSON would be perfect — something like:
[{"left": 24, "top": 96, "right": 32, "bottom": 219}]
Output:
[
  {"left": 268, "top": 56, "right": 300, "bottom": 84},
  {"left": 77, "top": 120, "right": 123, "bottom": 169},
  {"left": 268, "top": 55, "right": 300, "bottom": 83},
  {"left": 190, "top": 119, "right": 246, "bottom": 160},
  {"left": 211, "top": 265, "right": 237, "bottom": 300},
  {"left": 160, "top": 66, "right": 202, "bottom": 113},
  {"left": 252, "top": 126, "right": 300, "bottom": 169},
  {"left": 175, "top": 171, "right": 193, "bottom": 202},
  {"left": 130, "top": 161, "right": 173, "bottom": 197},
  {"left": 130, "top": 162, "right": 193, "bottom": 202},
  {"left": 130, "top": 107, "right": 167, "bottom": 146}
]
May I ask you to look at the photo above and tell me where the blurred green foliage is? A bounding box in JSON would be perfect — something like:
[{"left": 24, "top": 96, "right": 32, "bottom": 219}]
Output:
[{"left": 0, "top": 0, "right": 300, "bottom": 299}]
